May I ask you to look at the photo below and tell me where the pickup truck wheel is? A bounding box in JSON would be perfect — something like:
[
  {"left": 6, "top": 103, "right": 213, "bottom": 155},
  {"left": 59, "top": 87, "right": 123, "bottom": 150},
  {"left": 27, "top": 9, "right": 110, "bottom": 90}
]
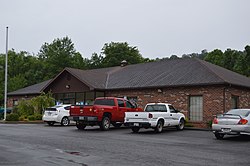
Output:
[
  {"left": 214, "top": 132, "right": 224, "bottom": 140},
  {"left": 154, "top": 120, "right": 163, "bottom": 133},
  {"left": 112, "top": 122, "right": 122, "bottom": 128},
  {"left": 61, "top": 117, "right": 70, "bottom": 126},
  {"left": 100, "top": 117, "right": 110, "bottom": 131},
  {"left": 131, "top": 127, "right": 140, "bottom": 133},
  {"left": 47, "top": 122, "right": 55, "bottom": 126},
  {"left": 76, "top": 122, "right": 86, "bottom": 130},
  {"left": 176, "top": 119, "right": 185, "bottom": 130}
]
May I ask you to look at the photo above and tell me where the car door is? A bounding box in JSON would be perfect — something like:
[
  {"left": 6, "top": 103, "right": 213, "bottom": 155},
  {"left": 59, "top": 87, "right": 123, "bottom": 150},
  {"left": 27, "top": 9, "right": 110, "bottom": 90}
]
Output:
[
  {"left": 169, "top": 105, "right": 180, "bottom": 125},
  {"left": 116, "top": 99, "right": 126, "bottom": 122}
]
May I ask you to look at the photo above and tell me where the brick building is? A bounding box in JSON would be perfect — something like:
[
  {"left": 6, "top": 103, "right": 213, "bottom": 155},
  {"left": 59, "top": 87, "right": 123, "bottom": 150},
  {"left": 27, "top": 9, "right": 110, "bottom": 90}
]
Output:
[{"left": 8, "top": 58, "right": 250, "bottom": 127}]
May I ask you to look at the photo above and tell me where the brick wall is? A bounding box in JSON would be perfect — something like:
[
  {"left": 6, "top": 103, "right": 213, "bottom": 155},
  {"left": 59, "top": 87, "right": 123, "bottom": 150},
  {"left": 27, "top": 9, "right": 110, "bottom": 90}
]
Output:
[
  {"left": 106, "top": 85, "right": 250, "bottom": 128},
  {"left": 7, "top": 95, "right": 38, "bottom": 108}
]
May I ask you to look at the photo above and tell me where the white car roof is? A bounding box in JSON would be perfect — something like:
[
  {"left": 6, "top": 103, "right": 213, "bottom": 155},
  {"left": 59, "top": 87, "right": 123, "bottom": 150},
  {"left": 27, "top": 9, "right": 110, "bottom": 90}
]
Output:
[{"left": 146, "top": 103, "right": 171, "bottom": 105}]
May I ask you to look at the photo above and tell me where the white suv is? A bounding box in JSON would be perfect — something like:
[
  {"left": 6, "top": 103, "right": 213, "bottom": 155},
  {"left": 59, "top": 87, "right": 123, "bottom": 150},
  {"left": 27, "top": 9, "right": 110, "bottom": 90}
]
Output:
[{"left": 42, "top": 105, "right": 71, "bottom": 126}]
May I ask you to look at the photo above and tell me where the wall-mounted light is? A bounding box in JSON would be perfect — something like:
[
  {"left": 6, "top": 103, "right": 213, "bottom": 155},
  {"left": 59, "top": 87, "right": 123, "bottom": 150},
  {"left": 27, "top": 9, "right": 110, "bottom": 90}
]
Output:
[
  {"left": 157, "top": 89, "right": 163, "bottom": 93},
  {"left": 66, "top": 85, "right": 70, "bottom": 89}
]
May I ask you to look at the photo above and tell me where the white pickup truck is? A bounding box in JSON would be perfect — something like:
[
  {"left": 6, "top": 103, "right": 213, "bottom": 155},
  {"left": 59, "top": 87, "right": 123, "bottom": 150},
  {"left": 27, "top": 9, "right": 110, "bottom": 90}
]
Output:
[{"left": 124, "top": 103, "right": 185, "bottom": 133}]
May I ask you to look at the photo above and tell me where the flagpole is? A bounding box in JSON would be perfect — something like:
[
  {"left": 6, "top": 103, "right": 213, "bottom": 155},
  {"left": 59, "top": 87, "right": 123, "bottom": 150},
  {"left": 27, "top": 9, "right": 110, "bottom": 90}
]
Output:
[{"left": 4, "top": 27, "right": 8, "bottom": 121}]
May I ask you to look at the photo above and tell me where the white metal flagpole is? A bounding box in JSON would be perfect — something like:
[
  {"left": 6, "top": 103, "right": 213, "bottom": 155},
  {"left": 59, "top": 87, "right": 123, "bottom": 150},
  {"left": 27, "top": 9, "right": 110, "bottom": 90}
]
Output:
[{"left": 4, "top": 27, "right": 9, "bottom": 121}]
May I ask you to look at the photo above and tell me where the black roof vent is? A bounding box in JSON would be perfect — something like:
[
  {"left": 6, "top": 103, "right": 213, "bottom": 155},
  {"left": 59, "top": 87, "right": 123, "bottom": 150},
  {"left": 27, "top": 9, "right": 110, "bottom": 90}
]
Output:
[{"left": 121, "top": 60, "right": 128, "bottom": 67}]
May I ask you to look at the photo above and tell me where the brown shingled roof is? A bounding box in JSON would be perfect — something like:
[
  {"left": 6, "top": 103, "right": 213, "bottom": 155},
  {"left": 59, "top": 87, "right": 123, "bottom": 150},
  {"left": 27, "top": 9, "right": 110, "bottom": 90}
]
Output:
[
  {"left": 8, "top": 58, "right": 250, "bottom": 96},
  {"left": 8, "top": 79, "right": 51, "bottom": 96},
  {"left": 65, "top": 58, "right": 250, "bottom": 89}
]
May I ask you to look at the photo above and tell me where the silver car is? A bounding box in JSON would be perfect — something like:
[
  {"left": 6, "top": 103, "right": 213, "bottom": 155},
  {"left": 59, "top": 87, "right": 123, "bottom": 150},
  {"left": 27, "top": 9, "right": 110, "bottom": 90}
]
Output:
[{"left": 212, "top": 109, "right": 250, "bottom": 139}]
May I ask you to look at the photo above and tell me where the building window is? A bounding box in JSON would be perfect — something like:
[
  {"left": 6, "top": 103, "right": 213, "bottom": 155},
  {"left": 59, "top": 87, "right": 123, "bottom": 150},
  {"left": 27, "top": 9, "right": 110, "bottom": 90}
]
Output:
[
  {"left": 231, "top": 95, "right": 239, "bottom": 109},
  {"left": 13, "top": 99, "right": 19, "bottom": 106},
  {"left": 85, "top": 92, "right": 95, "bottom": 105},
  {"left": 189, "top": 96, "right": 203, "bottom": 122},
  {"left": 76, "top": 93, "right": 84, "bottom": 105}
]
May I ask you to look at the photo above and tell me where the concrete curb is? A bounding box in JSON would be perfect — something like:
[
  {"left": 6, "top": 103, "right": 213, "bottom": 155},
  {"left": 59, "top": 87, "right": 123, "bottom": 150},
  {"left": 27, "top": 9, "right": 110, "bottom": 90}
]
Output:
[
  {"left": 184, "top": 127, "right": 212, "bottom": 131},
  {"left": 0, "top": 120, "right": 44, "bottom": 124}
]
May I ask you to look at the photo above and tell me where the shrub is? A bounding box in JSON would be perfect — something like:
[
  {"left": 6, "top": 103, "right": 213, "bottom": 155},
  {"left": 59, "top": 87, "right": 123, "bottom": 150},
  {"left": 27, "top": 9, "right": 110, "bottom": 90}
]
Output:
[
  {"left": 184, "top": 118, "right": 194, "bottom": 127},
  {"left": 6, "top": 113, "right": 19, "bottom": 121},
  {"left": 17, "top": 100, "right": 34, "bottom": 116},
  {"left": 18, "top": 115, "right": 28, "bottom": 121},
  {"left": 207, "top": 120, "right": 213, "bottom": 128},
  {"left": 28, "top": 115, "right": 36, "bottom": 121},
  {"left": 34, "top": 114, "right": 42, "bottom": 120}
]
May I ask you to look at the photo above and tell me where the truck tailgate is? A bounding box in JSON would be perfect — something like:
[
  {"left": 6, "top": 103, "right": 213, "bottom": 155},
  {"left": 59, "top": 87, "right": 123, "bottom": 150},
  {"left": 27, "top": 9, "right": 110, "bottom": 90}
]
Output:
[
  {"left": 125, "top": 112, "right": 149, "bottom": 122},
  {"left": 70, "top": 105, "right": 94, "bottom": 116}
]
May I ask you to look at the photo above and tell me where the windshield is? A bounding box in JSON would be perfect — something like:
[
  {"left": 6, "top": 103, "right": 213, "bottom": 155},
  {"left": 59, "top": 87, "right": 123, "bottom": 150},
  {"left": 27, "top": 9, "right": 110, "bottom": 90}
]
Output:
[
  {"left": 226, "top": 109, "right": 250, "bottom": 117},
  {"left": 145, "top": 105, "right": 167, "bottom": 112}
]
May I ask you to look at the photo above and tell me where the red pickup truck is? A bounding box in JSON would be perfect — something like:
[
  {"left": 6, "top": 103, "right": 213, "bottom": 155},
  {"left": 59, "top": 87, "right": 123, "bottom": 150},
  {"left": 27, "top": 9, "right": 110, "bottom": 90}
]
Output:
[{"left": 70, "top": 97, "right": 142, "bottom": 130}]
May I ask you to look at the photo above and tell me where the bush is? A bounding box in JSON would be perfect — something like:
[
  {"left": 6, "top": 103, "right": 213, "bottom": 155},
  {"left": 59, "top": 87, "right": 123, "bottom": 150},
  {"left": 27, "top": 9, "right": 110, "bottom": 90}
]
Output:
[
  {"left": 18, "top": 115, "right": 28, "bottom": 121},
  {"left": 207, "top": 120, "right": 213, "bottom": 128},
  {"left": 17, "top": 100, "right": 34, "bottom": 116},
  {"left": 184, "top": 118, "right": 194, "bottom": 127},
  {"left": 28, "top": 115, "right": 36, "bottom": 121},
  {"left": 6, "top": 113, "right": 19, "bottom": 121},
  {"left": 34, "top": 114, "right": 42, "bottom": 120}
]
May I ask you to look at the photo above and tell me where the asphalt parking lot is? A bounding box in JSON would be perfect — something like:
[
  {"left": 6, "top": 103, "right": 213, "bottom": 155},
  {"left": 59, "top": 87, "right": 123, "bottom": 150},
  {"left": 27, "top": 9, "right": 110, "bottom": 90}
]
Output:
[{"left": 0, "top": 123, "right": 250, "bottom": 166}]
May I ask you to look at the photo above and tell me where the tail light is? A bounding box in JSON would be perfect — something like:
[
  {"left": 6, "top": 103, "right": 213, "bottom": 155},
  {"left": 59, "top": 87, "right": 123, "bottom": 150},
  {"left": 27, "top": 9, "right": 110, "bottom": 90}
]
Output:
[
  {"left": 238, "top": 119, "right": 248, "bottom": 125},
  {"left": 148, "top": 113, "right": 153, "bottom": 118},
  {"left": 213, "top": 117, "right": 218, "bottom": 124}
]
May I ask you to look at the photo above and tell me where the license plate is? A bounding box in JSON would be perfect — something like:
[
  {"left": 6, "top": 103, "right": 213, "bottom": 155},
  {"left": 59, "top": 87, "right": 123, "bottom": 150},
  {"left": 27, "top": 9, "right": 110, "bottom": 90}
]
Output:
[
  {"left": 222, "top": 128, "right": 231, "bottom": 133},
  {"left": 134, "top": 123, "right": 139, "bottom": 126}
]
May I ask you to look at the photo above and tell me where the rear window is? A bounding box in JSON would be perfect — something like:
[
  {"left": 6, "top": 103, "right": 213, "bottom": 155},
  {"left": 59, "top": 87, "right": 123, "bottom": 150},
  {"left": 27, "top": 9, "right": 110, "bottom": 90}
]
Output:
[
  {"left": 94, "top": 99, "right": 115, "bottom": 106},
  {"left": 226, "top": 109, "right": 250, "bottom": 117},
  {"left": 64, "top": 106, "right": 70, "bottom": 110},
  {"left": 45, "top": 108, "right": 57, "bottom": 111},
  {"left": 145, "top": 105, "right": 167, "bottom": 112}
]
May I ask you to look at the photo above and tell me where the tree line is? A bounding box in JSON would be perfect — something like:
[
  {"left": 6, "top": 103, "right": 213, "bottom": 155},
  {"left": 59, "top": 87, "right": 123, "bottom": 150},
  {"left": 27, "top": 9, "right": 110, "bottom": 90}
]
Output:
[{"left": 0, "top": 36, "right": 249, "bottom": 105}]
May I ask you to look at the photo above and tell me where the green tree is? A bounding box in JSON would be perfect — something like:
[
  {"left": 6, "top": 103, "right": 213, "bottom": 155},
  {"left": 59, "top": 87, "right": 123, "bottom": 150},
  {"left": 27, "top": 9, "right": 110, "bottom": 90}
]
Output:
[
  {"left": 38, "top": 36, "right": 85, "bottom": 78},
  {"left": 204, "top": 49, "right": 224, "bottom": 67},
  {"left": 223, "top": 49, "right": 240, "bottom": 71},
  {"left": 86, "top": 53, "right": 104, "bottom": 69},
  {"left": 244, "top": 45, "right": 250, "bottom": 76},
  {"left": 101, "top": 42, "right": 145, "bottom": 67}
]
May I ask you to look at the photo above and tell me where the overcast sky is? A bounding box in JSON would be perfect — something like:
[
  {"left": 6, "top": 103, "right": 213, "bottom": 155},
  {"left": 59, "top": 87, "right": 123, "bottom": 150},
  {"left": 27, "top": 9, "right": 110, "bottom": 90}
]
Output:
[{"left": 1, "top": 0, "right": 250, "bottom": 59}]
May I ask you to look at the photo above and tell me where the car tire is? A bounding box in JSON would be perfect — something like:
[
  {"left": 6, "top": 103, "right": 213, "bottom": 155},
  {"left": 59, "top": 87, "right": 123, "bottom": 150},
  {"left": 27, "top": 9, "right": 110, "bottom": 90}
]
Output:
[
  {"left": 214, "top": 132, "right": 224, "bottom": 140},
  {"left": 176, "top": 118, "right": 185, "bottom": 131},
  {"left": 100, "top": 116, "right": 110, "bottom": 131},
  {"left": 47, "top": 122, "right": 55, "bottom": 126},
  {"left": 112, "top": 122, "right": 122, "bottom": 128},
  {"left": 61, "top": 117, "right": 70, "bottom": 126},
  {"left": 76, "top": 122, "right": 86, "bottom": 130},
  {"left": 154, "top": 120, "right": 163, "bottom": 133},
  {"left": 131, "top": 127, "right": 140, "bottom": 133}
]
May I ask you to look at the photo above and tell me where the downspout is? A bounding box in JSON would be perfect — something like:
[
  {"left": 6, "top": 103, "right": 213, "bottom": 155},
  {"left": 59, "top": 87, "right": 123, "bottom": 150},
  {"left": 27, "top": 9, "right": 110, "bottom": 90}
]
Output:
[{"left": 223, "top": 87, "right": 226, "bottom": 113}]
